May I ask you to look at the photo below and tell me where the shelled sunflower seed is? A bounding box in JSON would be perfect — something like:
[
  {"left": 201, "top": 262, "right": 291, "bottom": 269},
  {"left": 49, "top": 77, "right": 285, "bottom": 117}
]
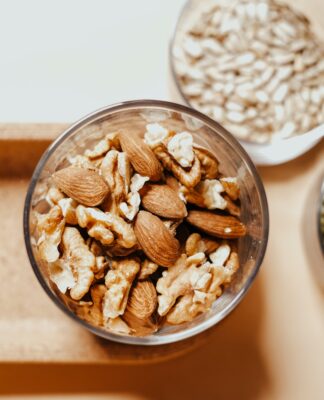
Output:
[{"left": 172, "top": 0, "right": 324, "bottom": 143}]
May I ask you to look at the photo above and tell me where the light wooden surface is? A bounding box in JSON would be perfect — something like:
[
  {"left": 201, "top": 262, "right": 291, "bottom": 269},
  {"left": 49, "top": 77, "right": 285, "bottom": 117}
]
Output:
[
  {"left": 0, "top": 124, "right": 213, "bottom": 364},
  {"left": 0, "top": 173, "right": 207, "bottom": 363},
  {"left": 0, "top": 126, "right": 324, "bottom": 399}
]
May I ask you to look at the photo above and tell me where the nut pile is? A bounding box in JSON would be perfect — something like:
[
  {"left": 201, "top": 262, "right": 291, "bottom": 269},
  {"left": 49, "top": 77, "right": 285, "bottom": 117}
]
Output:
[
  {"left": 173, "top": 0, "right": 324, "bottom": 143},
  {"left": 35, "top": 125, "right": 246, "bottom": 336}
]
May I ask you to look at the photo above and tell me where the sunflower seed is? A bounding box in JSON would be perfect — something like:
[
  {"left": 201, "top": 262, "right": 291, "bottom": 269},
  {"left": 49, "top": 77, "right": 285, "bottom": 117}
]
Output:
[
  {"left": 212, "top": 106, "right": 225, "bottom": 121},
  {"left": 227, "top": 111, "right": 246, "bottom": 123},
  {"left": 183, "top": 38, "right": 203, "bottom": 58},
  {"left": 273, "top": 83, "right": 289, "bottom": 103},
  {"left": 226, "top": 101, "right": 245, "bottom": 112}
]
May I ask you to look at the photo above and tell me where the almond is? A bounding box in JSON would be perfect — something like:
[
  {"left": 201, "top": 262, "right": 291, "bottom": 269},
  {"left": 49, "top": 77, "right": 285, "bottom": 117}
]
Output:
[
  {"left": 119, "top": 132, "right": 162, "bottom": 181},
  {"left": 141, "top": 184, "right": 187, "bottom": 219},
  {"left": 126, "top": 280, "right": 157, "bottom": 320},
  {"left": 186, "top": 210, "right": 246, "bottom": 239},
  {"left": 52, "top": 167, "right": 109, "bottom": 207},
  {"left": 134, "top": 211, "right": 181, "bottom": 267}
]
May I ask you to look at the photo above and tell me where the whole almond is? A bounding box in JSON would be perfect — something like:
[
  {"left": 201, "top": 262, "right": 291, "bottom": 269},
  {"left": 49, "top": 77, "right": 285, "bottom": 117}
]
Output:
[
  {"left": 134, "top": 211, "right": 181, "bottom": 267},
  {"left": 119, "top": 132, "right": 162, "bottom": 181},
  {"left": 141, "top": 184, "right": 187, "bottom": 219},
  {"left": 52, "top": 167, "right": 109, "bottom": 206},
  {"left": 186, "top": 210, "right": 246, "bottom": 239},
  {"left": 126, "top": 280, "right": 157, "bottom": 320}
]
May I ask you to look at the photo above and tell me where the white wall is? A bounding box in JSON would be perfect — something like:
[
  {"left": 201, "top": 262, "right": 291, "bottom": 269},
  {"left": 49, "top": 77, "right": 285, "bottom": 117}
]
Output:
[{"left": 0, "top": 0, "right": 185, "bottom": 122}]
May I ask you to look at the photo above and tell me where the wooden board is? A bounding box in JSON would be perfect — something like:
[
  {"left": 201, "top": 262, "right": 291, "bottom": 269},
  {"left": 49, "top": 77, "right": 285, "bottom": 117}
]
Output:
[{"left": 0, "top": 123, "right": 212, "bottom": 364}]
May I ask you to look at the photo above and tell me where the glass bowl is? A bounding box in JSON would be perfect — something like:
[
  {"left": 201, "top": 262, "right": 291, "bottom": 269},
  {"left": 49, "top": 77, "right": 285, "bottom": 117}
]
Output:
[
  {"left": 170, "top": 0, "right": 324, "bottom": 165},
  {"left": 23, "top": 99, "right": 269, "bottom": 345}
]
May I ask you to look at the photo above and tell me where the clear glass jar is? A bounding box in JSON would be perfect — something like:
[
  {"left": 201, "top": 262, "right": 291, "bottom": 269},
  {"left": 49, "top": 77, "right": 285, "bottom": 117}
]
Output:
[{"left": 24, "top": 100, "right": 269, "bottom": 345}]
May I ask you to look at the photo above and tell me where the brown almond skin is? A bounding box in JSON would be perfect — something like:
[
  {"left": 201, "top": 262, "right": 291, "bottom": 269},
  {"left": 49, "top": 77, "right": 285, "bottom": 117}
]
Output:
[
  {"left": 141, "top": 184, "right": 187, "bottom": 219},
  {"left": 52, "top": 167, "right": 109, "bottom": 206},
  {"left": 134, "top": 211, "right": 181, "bottom": 267},
  {"left": 119, "top": 132, "right": 162, "bottom": 181},
  {"left": 186, "top": 210, "right": 246, "bottom": 239},
  {"left": 126, "top": 280, "right": 157, "bottom": 320}
]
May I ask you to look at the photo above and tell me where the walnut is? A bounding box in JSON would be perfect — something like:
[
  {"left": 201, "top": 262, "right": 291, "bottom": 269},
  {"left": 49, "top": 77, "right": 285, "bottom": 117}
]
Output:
[
  {"left": 105, "top": 243, "right": 139, "bottom": 257},
  {"left": 74, "top": 284, "right": 107, "bottom": 326},
  {"left": 119, "top": 173, "right": 149, "bottom": 221},
  {"left": 100, "top": 149, "right": 131, "bottom": 210},
  {"left": 58, "top": 198, "right": 78, "bottom": 225},
  {"left": 185, "top": 233, "right": 219, "bottom": 256},
  {"left": 157, "top": 235, "right": 239, "bottom": 323},
  {"left": 102, "top": 258, "right": 140, "bottom": 320},
  {"left": 45, "top": 187, "right": 65, "bottom": 206},
  {"left": 223, "top": 251, "right": 239, "bottom": 283},
  {"left": 138, "top": 258, "right": 159, "bottom": 280},
  {"left": 106, "top": 317, "right": 131, "bottom": 334},
  {"left": 48, "top": 258, "right": 75, "bottom": 294},
  {"left": 183, "top": 179, "right": 227, "bottom": 210},
  {"left": 85, "top": 132, "right": 120, "bottom": 159},
  {"left": 167, "top": 132, "right": 194, "bottom": 168},
  {"left": 156, "top": 252, "right": 209, "bottom": 316},
  {"left": 162, "top": 219, "right": 183, "bottom": 236},
  {"left": 220, "top": 177, "right": 240, "bottom": 201},
  {"left": 196, "top": 180, "right": 227, "bottom": 210},
  {"left": 209, "top": 243, "right": 231, "bottom": 266},
  {"left": 166, "top": 264, "right": 228, "bottom": 324},
  {"left": 88, "top": 223, "right": 114, "bottom": 245},
  {"left": 185, "top": 233, "right": 207, "bottom": 256},
  {"left": 61, "top": 227, "right": 96, "bottom": 300},
  {"left": 67, "top": 155, "right": 97, "bottom": 170},
  {"left": 144, "top": 123, "right": 170, "bottom": 148},
  {"left": 194, "top": 146, "right": 219, "bottom": 179},
  {"left": 154, "top": 144, "right": 201, "bottom": 188},
  {"left": 36, "top": 205, "right": 65, "bottom": 263},
  {"left": 119, "top": 192, "right": 141, "bottom": 221},
  {"left": 86, "top": 238, "right": 111, "bottom": 279},
  {"left": 76, "top": 205, "right": 137, "bottom": 248}
]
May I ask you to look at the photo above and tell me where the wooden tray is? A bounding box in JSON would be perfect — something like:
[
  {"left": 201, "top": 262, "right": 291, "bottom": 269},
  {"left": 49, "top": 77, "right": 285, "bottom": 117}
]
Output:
[
  {"left": 0, "top": 123, "right": 213, "bottom": 364},
  {"left": 1, "top": 124, "right": 323, "bottom": 380}
]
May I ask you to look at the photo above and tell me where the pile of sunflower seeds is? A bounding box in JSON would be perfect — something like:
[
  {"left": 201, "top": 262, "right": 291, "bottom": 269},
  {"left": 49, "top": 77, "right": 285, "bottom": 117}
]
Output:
[{"left": 172, "top": 0, "right": 324, "bottom": 143}]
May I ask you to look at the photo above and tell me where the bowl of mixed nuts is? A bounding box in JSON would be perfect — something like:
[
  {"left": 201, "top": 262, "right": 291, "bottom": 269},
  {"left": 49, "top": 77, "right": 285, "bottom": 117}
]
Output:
[
  {"left": 24, "top": 100, "right": 268, "bottom": 345},
  {"left": 171, "top": 0, "right": 324, "bottom": 164}
]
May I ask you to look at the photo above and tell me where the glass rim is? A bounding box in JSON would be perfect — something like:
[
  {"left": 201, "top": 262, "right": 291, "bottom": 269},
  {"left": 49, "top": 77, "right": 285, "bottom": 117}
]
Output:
[{"left": 23, "top": 99, "right": 269, "bottom": 346}]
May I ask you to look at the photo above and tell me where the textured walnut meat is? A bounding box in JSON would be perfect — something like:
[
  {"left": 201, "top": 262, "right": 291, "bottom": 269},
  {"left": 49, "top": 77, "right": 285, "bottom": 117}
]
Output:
[
  {"left": 36, "top": 124, "right": 246, "bottom": 336},
  {"left": 36, "top": 205, "right": 65, "bottom": 263},
  {"left": 103, "top": 258, "right": 140, "bottom": 320},
  {"left": 61, "top": 227, "right": 96, "bottom": 300}
]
